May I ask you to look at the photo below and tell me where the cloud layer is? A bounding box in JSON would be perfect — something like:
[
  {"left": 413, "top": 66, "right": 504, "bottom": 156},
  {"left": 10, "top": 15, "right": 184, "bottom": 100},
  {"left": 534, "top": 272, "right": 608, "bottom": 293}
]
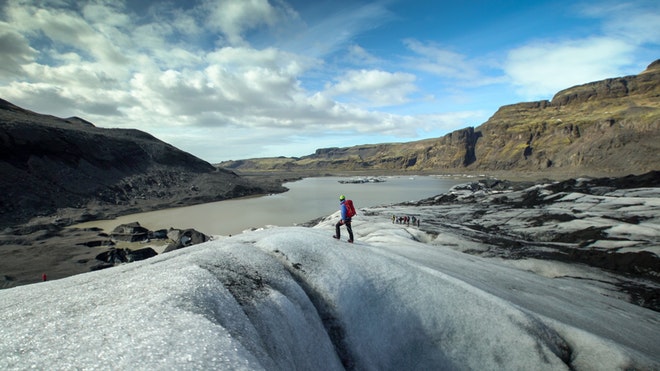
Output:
[{"left": 0, "top": 0, "right": 657, "bottom": 161}]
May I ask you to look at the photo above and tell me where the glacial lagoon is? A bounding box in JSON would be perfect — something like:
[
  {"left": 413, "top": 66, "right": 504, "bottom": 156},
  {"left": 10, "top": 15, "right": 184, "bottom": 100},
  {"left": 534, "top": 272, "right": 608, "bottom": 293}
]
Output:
[{"left": 74, "top": 175, "right": 469, "bottom": 236}]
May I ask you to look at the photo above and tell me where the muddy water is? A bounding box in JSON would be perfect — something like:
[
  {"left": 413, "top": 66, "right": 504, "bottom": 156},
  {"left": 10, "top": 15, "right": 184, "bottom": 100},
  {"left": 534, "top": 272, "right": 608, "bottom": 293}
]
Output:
[{"left": 73, "top": 176, "right": 468, "bottom": 236}]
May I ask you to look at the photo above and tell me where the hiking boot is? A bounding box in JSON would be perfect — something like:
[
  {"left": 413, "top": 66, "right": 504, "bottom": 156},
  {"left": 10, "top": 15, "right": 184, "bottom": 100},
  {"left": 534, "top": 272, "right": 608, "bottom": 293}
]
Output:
[
  {"left": 348, "top": 239, "right": 353, "bottom": 243},
  {"left": 332, "top": 235, "right": 339, "bottom": 239}
]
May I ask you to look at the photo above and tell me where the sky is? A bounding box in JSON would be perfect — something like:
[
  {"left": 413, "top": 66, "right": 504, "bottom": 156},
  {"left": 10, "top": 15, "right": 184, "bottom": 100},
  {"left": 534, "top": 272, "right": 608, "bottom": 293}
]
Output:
[{"left": 0, "top": 0, "right": 658, "bottom": 163}]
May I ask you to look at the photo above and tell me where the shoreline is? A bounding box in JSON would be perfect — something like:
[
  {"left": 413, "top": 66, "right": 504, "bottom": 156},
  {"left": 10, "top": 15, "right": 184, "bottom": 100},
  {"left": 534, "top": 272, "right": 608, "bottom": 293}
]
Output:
[{"left": 2, "top": 170, "right": 658, "bottom": 290}]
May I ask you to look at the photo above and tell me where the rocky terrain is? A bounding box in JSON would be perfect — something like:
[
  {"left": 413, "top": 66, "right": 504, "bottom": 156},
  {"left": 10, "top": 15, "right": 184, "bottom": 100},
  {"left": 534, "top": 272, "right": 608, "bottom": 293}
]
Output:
[
  {"left": 0, "top": 99, "right": 285, "bottom": 287},
  {"left": 364, "top": 171, "right": 660, "bottom": 311},
  {"left": 220, "top": 60, "right": 660, "bottom": 176}
]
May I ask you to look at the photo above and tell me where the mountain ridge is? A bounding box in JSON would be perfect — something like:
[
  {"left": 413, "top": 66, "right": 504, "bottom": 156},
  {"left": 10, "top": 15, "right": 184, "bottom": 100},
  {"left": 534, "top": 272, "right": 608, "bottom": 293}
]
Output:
[
  {"left": 0, "top": 99, "right": 282, "bottom": 228},
  {"left": 219, "top": 60, "right": 660, "bottom": 175}
]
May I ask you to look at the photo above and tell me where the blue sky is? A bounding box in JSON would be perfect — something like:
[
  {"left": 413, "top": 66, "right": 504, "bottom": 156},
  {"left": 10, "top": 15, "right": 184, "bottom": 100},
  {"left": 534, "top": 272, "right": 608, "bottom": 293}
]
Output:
[{"left": 1, "top": 0, "right": 658, "bottom": 162}]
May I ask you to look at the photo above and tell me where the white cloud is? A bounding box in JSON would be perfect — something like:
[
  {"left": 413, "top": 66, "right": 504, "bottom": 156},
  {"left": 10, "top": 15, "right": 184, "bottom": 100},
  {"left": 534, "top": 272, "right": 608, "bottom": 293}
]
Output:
[
  {"left": 275, "top": 1, "right": 394, "bottom": 58},
  {"left": 81, "top": 2, "right": 131, "bottom": 29},
  {"left": 110, "top": 45, "right": 439, "bottom": 158},
  {"left": 346, "top": 44, "right": 381, "bottom": 66},
  {"left": 416, "top": 110, "right": 488, "bottom": 133},
  {"left": 202, "top": 0, "right": 291, "bottom": 46},
  {"left": 505, "top": 37, "right": 635, "bottom": 99},
  {"left": 21, "top": 6, "right": 128, "bottom": 65},
  {"left": 0, "top": 23, "right": 36, "bottom": 77},
  {"left": 0, "top": 81, "right": 75, "bottom": 113},
  {"left": 504, "top": 0, "right": 660, "bottom": 100},
  {"left": 579, "top": 1, "right": 660, "bottom": 44},
  {"left": 206, "top": 46, "right": 311, "bottom": 76},
  {"left": 0, "top": 0, "right": 443, "bottom": 162},
  {"left": 403, "top": 39, "right": 483, "bottom": 83},
  {"left": 324, "top": 69, "right": 418, "bottom": 107}
]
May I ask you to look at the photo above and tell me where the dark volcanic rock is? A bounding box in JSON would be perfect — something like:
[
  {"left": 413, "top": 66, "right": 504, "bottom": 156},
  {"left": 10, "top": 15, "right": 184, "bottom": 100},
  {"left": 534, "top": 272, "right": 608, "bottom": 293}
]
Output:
[
  {"left": 112, "top": 222, "right": 149, "bottom": 235},
  {"left": 163, "top": 228, "right": 208, "bottom": 252},
  {"left": 95, "top": 247, "right": 158, "bottom": 265},
  {"left": 128, "top": 247, "right": 158, "bottom": 262},
  {"left": 76, "top": 240, "right": 115, "bottom": 248},
  {"left": 111, "top": 222, "right": 150, "bottom": 242},
  {"left": 95, "top": 248, "right": 130, "bottom": 264},
  {"left": 547, "top": 171, "right": 660, "bottom": 193},
  {"left": 89, "top": 223, "right": 204, "bottom": 271}
]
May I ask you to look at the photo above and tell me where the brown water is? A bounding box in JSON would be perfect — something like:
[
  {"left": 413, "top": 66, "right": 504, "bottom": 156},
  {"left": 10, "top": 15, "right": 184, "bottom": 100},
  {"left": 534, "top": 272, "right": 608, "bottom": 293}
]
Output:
[{"left": 73, "top": 175, "right": 468, "bottom": 236}]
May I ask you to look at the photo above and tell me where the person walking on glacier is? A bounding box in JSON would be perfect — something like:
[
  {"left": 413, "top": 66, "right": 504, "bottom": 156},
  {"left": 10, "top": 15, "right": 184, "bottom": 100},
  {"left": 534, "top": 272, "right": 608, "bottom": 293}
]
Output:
[{"left": 333, "top": 194, "right": 355, "bottom": 243}]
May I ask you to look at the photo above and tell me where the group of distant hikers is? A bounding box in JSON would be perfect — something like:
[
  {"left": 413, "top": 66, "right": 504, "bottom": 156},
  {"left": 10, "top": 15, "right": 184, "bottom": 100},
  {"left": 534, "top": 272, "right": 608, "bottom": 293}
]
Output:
[{"left": 392, "top": 214, "right": 420, "bottom": 227}]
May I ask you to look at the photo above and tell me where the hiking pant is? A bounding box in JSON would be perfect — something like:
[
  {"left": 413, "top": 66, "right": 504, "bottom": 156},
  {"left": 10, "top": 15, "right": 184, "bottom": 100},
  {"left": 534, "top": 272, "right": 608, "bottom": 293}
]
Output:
[{"left": 336, "top": 220, "right": 354, "bottom": 241}]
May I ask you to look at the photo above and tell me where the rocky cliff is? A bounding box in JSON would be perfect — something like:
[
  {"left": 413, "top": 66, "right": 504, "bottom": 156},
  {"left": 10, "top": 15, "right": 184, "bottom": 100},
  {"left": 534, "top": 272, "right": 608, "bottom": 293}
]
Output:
[
  {"left": 473, "top": 60, "right": 660, "bottom": 172},
  {"left": 0, "top": 99, "right": 277, "bottom": 228},
  {"left": 220, "top": 60, "right": 660, "bottom": 175}
]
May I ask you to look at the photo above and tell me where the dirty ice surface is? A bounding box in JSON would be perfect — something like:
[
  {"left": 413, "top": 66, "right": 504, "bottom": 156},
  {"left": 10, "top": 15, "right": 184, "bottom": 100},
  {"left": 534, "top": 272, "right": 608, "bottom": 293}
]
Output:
[{"left": 1, "top": 185, "right": 659, "bottom": 370}]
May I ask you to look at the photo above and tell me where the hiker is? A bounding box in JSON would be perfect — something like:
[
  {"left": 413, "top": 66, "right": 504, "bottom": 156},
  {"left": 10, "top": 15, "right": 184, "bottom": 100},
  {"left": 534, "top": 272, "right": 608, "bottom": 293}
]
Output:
[{"left": 333, "top": 194, "right": 354, "bottom": 243}]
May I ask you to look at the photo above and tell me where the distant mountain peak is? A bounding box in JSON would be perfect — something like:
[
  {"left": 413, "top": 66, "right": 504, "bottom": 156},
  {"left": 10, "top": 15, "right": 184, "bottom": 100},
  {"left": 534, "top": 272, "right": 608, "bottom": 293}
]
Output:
[
  {"left": 64, "top": 116, "right": 96, "bottom": 127},
  {"left": 0, "top": 98, "right": 30, "bottom": 113},
  {"left": 642, "top": 59, "right": 660, "bottom": 74}
]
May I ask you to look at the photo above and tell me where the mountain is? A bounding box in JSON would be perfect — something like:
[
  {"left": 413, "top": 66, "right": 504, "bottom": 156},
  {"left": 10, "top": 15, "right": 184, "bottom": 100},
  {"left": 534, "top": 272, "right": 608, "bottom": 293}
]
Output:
[
  {"left": 219, "top": 60, "right": 660, "bottom": 175},
  {"left": 0, "top": 99, "right": 280, "bottom": 228}
]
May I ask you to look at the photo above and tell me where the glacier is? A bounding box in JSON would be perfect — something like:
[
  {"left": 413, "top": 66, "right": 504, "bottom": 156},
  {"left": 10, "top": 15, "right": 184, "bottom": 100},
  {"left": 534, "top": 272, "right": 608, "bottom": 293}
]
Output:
[{"left": 1, "top": 194, "right": 659, "bottom": 370}]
